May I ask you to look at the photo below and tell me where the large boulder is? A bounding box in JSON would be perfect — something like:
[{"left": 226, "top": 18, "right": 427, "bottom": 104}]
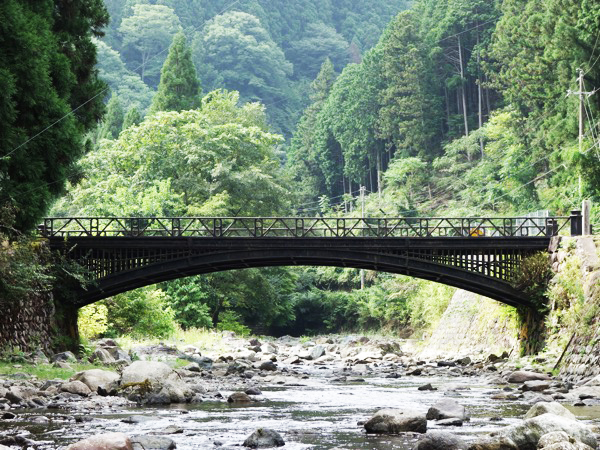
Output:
[
  {"left": 426, "top": 399, "right": 469, "bottom": 421},
  {"left": 521, "top": 380, "right": 551, "bottom": 392},
  {"left": 92, "top": 348, "right": 116, "bottom": 364},
  {"left": 242, "top": 429, "right": 285, "bottom": 448},
  {"left": 364, "top": 409, "right": 427, "bottom": 434},
  {"left": 467, "top": 436, "right": 518, "bottom": 449},
  {"left": 494, "top": 413, "right": 596, "bottom": 449},
  {"left": 538, "top": 431, "right": 594, "bottom": 449},
  {"left": 414, "top": 431, "right": 468, "bottom": 449},
  {"left": 61, "top": 381, "right": 92, "bottom": 397},
  {"left": 120, "top": 361, "right": 192, "bottom": 404},
  {"left": 524, "top": 402, "right": 576, "bottom": 421},
  {"left": 66, "top": 432, "right": 133, "bottom": 450},
  {"left": 507, "top": 371, "right": 551, "bottom": 383},
  {"left": 130, "top": 435, "right": 176, "bottom": 450},
  {"left": 71, "top": 369, "right": 120, "bottom": 393}
]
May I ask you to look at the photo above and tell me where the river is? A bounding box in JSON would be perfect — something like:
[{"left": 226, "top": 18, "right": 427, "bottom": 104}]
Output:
[{"left": 3, "top": 364, "right": 599, "bottom": 449}]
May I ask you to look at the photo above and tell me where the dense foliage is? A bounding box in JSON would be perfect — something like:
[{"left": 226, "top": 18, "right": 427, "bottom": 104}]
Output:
[
  {"left": 9, "top": 0, "right": 598, "bottom": 340},
  {"left": 97, "top": 0, "right": 410, "bottom": 135},
  {"left": 0, "top": 0, "right": 108, "bottom": 231}
]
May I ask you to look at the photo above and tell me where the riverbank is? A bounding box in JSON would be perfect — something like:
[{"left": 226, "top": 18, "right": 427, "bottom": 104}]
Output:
[{"left": 1, "top": 332, "right": 599, "bottom": 449}]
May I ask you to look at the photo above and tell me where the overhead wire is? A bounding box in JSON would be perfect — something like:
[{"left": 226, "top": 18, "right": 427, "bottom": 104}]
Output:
[{"left": 1, "top": 0, "right": 243, "bottom": 163}]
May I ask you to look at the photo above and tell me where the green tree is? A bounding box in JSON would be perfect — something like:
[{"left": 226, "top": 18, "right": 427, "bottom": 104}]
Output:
[
  {"left": 99, "top": 93, "right": 125, "bottom": 140},
  {"left": 150, "top": 31, "right": 201, "bottom": 114},
  {"left": 119, "top": 4, "right": 181, "bottom": 87},
  {"left": 287, "top": 59, "right": 337, "bottom": 204},
  {"left": 0, "top": 0, "right": 108, "bottom": 231},
  {"left": 123, "top": 107, "right": 142, "bottom": 130},
  {"left": 196, "top": 11, "right": 295, "bottom": 134},
  {"left": 95, "top": 39, "right": 155, "bottom": 114},
  {"left": 288, "top": 23, "right": 349, "bottom": 78}
]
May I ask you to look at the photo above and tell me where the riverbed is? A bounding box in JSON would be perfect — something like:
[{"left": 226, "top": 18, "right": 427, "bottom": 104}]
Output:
[{"left": 3, "top": 365, "right": 599, "bottom": 449}]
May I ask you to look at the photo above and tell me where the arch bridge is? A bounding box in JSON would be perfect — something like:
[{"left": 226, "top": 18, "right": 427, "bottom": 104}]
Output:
[{"left": 40, "top": 215, "right": 578, "bottom": 309}]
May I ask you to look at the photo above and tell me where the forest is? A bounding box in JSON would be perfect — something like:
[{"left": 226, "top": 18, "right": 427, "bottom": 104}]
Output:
[{"left": 1, "top": 0, "right": 599, "bottom": 341}]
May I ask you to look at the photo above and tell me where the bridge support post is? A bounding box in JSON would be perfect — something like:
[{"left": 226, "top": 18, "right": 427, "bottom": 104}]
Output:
[
  {"left": 52, "top": 300, "right": 80, "bottom": 352},
  {"left": 582, "top": 200, "right": 592, "bottom": 236},
  {"left": 571, "top": 210, "right": 583, "bottom": 236}
]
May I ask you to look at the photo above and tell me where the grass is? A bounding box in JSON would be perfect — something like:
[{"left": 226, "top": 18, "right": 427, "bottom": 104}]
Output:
[
  {"left": 0, "top": 361, "right": 112, "bottom": 380},
  {"left": 116, "top": 326, "right": 235, "bottom": 357}
]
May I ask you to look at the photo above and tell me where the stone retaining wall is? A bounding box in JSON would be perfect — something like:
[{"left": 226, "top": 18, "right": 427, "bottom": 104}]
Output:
[
  {"left": 0, "top": 291, "right": 55, "bottom": 354},
  {"left": 420, "top": 289, "right": 520, "bottom": 359},
  {"left": 555, "top": 236, "right": 600, "bottom": 383}
]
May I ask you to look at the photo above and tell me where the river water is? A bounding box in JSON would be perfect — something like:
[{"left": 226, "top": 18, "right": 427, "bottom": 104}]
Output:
[{"left": 4, "top": 365, "right": 600, "bottom": 449}]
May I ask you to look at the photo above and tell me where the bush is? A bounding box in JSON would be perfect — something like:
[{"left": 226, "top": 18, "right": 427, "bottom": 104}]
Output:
[
  {"left": 78, "top": 303, "right": 108, "bottom": 339},
  {"left": 101, "top": 287, "right": 176, "bottom": 338},
  {"left": 217, "top": 310, "right": 251, "bottom": 336}
]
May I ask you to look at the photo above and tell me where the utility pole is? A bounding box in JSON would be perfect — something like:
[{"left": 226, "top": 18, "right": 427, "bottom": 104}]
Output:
[
  {"left": 568, "top": 69, "right": 595, "bottom": 197},
  {"left": 360, "top": 186, "right": 366, "bottom": 290},
  {"left": 579, "top": 68, "right": 585, "bottom": 155}
]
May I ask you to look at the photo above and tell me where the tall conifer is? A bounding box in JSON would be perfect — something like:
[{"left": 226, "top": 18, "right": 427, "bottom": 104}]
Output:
[{"left": 150, "top": 31, "right": 201, "bottom": 114}]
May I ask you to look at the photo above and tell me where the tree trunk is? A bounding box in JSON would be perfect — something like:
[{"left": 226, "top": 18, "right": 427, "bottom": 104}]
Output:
[
  {"left": 477, "top": 28, "right": 484, "bottom": 158},
  {"left": 458, "top": 36, "right": 469, "bottom": 137},
  {"left": 376, "top": 152, "right": 382, "bottom": 197}
]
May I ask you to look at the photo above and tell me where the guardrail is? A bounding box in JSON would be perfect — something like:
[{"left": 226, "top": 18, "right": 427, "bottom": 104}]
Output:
[{"left": 38, "top": 216, "right": 573, "bottom": 239}]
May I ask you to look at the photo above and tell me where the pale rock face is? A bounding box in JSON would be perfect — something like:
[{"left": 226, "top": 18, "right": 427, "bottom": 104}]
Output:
[
  {"left": 495, "top": 413, "right": 597, "bottom": 449},
  {"left": 364, "top": 409, "right": 427, "bottom": 434},
  {"left": 60, "top": 380, "right": 92, "bottom": 397},
  {"left": 120, "top": 361, "right": 192, "bottom": 404},
  {"left": 66, "top": 432, "right": 133, "bottom": 450},
  {"left": 524, "top": 402, "right": 577, "bottom": 421},
  {"left": 71, "top": 369, "right": 120, "bottom": 393},
  {"left": 506, "top": 370, "right": 551, "bottom": 383}
]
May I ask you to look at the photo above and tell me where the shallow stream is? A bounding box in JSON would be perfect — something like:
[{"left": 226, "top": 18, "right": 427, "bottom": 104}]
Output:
[{"left": 4, "top": 366, "right": 600, "bottom": 449}]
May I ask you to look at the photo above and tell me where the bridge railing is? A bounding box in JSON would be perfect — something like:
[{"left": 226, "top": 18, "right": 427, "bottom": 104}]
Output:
[{"left": 39, "top": 216, "right": 571, "bottom": 239}]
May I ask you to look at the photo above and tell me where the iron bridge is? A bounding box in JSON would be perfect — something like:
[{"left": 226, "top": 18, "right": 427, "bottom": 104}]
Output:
[{"left": 40, "top": 215, "right": 575, "bottom": 308}]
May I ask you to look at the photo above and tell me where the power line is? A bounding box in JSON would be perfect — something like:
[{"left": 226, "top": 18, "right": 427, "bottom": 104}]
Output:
[{"left": 1, "top": 0, "right": 243, "bottom": 163}]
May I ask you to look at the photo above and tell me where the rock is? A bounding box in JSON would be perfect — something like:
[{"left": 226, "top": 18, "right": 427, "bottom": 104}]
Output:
[
  {"left": 53, "top": 361, "right": 73, "bottom": 369},
  {"left": 494, "top": 413, "right": 596, "bottom": 449},
  {"left": 53, "top": 351, "right": 77, "bottom": 363},
  {"left": 419, "top": 383, "right": 437, "bottom": 391},
  {"left": 414, "top": 431, "right": 468, "bottom": 449},
  {"left": 437, "top": 418, "right": 464, "bottom": 426},
  {"left": 537, "top": 431, "right": 589, "bottom": 449},
  {"left": 130, "top": 435, "right": 176, "bottom": 450},
  {"left": 242, "top": 428, "right": 285, "bottom": 448},
  {"left": 364, "top": 409, "right": 427, "bottom": 434},
  {"left": 245, "top": 387, "right": 262, "bottom": 396},
  {"left": 466, "top": 436, "right": 518, "bottom": 449},
  {"left": 122, "top": 416, "right": 156, "bottom": 424},
  {"left": 92, "top": 348, "right": 116, "bottom": 364},
  {"left": 437, "top": 361, "right": 457, "bottom": 367},
  {"left": 248, "top": 338, "right": 261, "bottom": 347},
  {"left": 507, "top": 371, "right": 551, "bottom": 383},
  {"left": 71, "top": 369, "right": 120, "bottom": 393},
  {"left": 228, "top": 392, "right": 252, "bottom": 403},
  {"left": 180, "top": 355, "right": 213, "bottom": 370},
  {"left": 309, "top": 345, "right": 326, "bottom": 360},
  {"left": 524, "top": 402, "right": 577, "bottom": 420},
  {"left": 426, "top": 398, "right": 469, "bottom": 421},
  {"left": 182, "top": 363, "right": 201, "bottom": 373},
  {"left": 120, "top": 361, "right": 192, "bottom": 404},
  {"left": 456, "top": 357, "right": 472, "bottom": 366},
  {"left": 66, "top": 432, "right": 133, "bottom": 450},
  {"left": 61, "top": 380, "right": 92, "bottom": 396},
  {"left": 226, "top": 360, "right": 252, "bottom": 375},
  {"left": 259, "top": 361, "right": 277, "bottom": 372},
  {"left": 521, "top": 380, "right": 551, "bottom": 392}
]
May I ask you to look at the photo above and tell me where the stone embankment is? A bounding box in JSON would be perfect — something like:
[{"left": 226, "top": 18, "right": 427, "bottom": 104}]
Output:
[{"left": 1, "top": 333, "right": 600, "bottom": 448}]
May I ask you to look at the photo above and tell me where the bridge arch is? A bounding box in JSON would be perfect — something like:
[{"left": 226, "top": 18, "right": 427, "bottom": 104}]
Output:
[{"left": 75, "top": 246, "right": 535, "bottom": 309}]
